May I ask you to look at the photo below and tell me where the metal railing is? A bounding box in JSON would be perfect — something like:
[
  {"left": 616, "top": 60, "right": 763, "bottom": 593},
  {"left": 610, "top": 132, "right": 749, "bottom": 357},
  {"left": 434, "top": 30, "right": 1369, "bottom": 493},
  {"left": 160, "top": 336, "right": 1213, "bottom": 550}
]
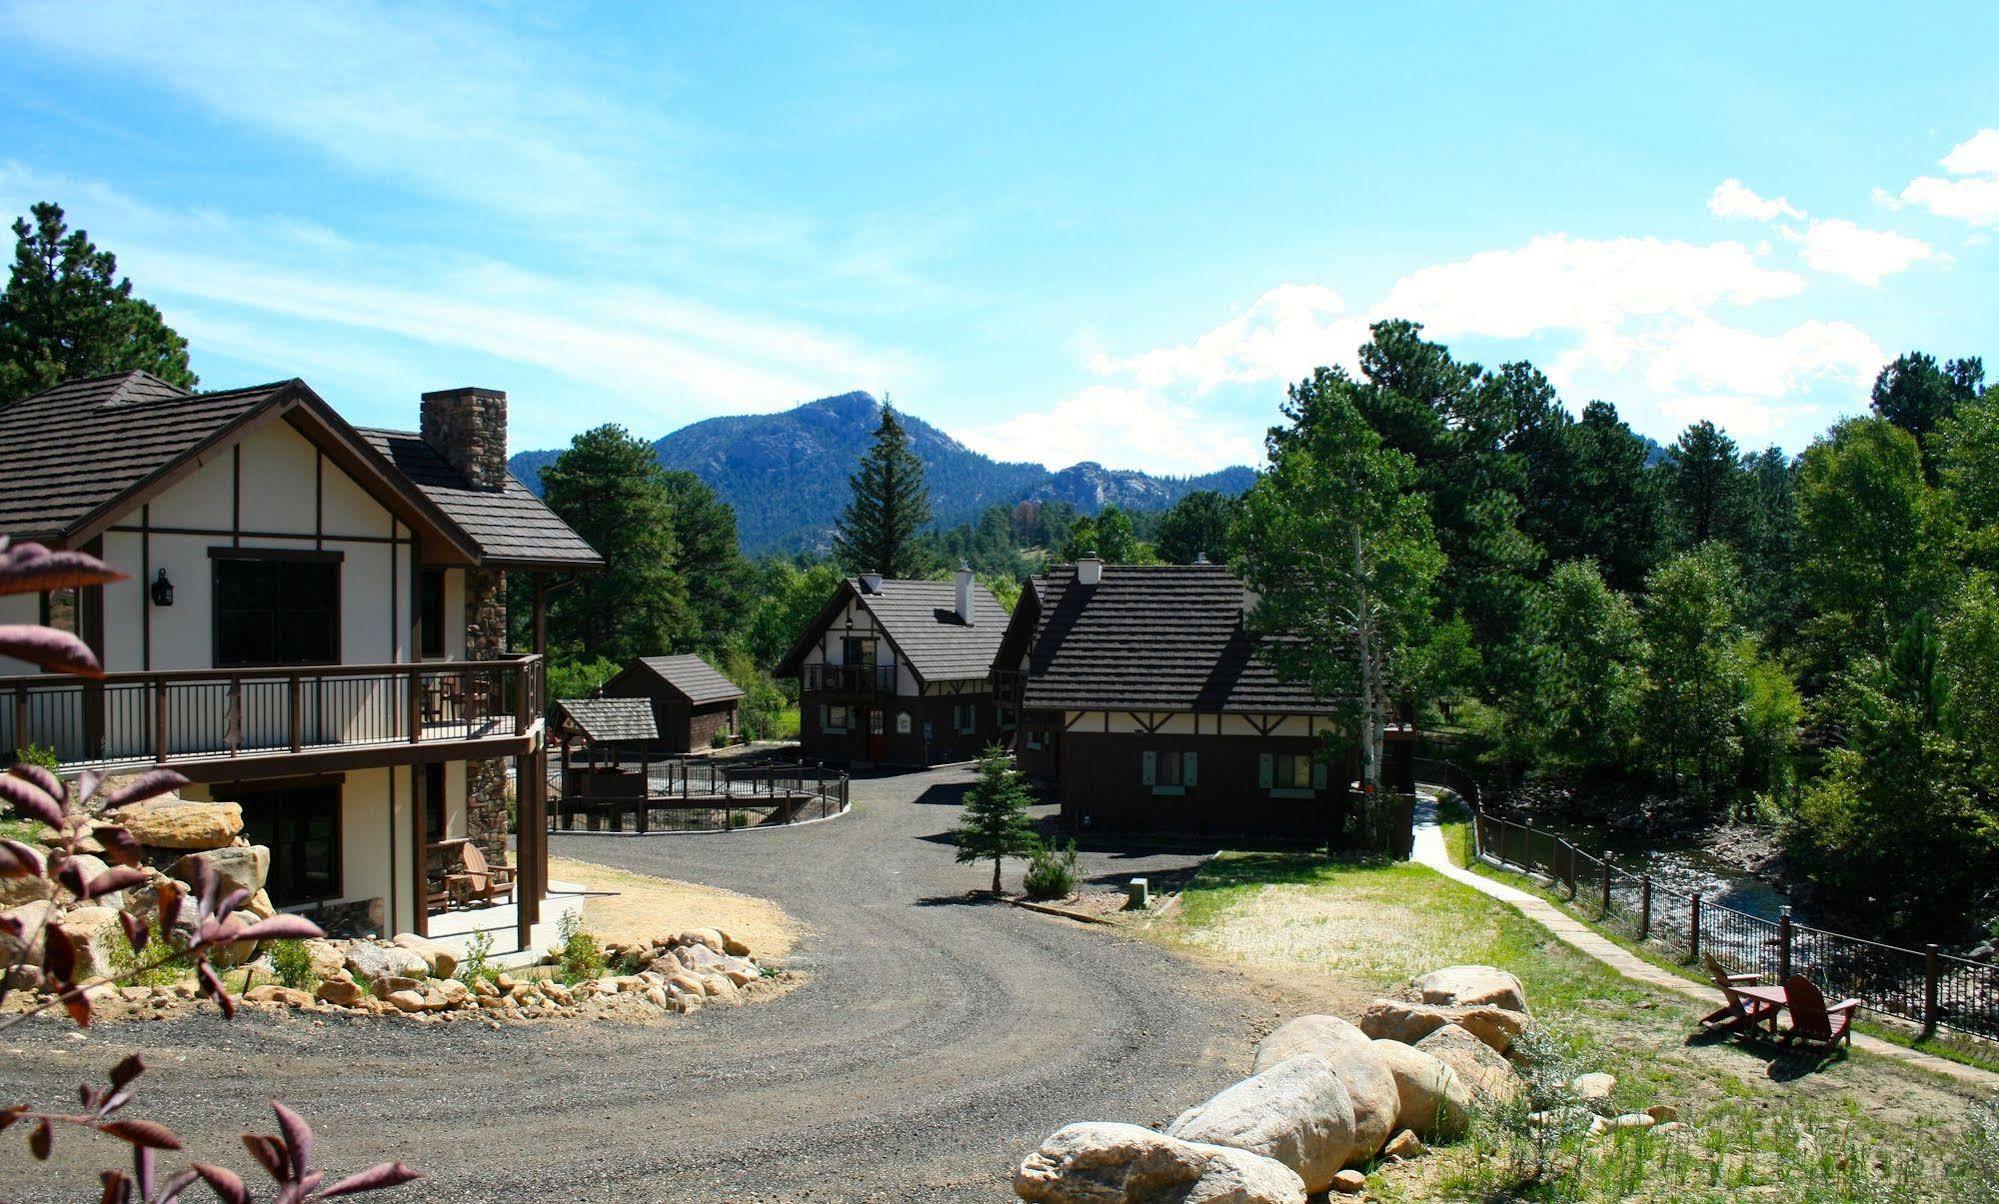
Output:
[
  {"left": 550, "top": 758, "right": 851, "bottom": 834},
  {"left": 1416, "top": 757, "right": 1999, "bottom": 1042},
  {"left": 802, "top": 662, "right": 897, "bottom": 696},
  {"left": 0, "top": 655, "right": 543, "bottom": 770}
]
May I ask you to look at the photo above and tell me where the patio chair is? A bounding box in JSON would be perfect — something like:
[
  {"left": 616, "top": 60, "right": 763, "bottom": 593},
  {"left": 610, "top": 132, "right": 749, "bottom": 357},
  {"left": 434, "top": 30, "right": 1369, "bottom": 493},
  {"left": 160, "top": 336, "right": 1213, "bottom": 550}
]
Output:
[
  {"left": 1779, "top": 975, "right": 1860, "bottom": 1049},
  {"left": 444, "top": 843, "right": 517, "bottom": 909},
  {"left": 1698, "top": 953, "right": 1782, "bottom": 1035}
]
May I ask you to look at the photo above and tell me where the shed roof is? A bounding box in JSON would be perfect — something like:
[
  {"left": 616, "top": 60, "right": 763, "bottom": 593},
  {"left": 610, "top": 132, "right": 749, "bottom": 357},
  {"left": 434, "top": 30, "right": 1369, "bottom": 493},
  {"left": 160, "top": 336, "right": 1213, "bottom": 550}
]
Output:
[
  {"left": 553, "top": 697, "right": 659, "bottom": 744},
  {"left": 776, "top": 577, "right": 1008, "bottom": 684},
  {"left": 627, "top": 654, "right": 744, "bottom": 706},
  {"left": 1006, "top": 563, "right": 1334, "bottom": 714}
]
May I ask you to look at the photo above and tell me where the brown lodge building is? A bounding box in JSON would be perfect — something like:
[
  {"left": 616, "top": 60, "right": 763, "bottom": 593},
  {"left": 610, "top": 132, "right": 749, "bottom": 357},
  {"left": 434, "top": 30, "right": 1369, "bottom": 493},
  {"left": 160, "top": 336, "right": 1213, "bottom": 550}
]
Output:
[
  {"left": 777, "top": 568, "right": 1006, "bottom": 767},
  {"left": 995, "top": 557, "right": 1415, "bottom": 840}
]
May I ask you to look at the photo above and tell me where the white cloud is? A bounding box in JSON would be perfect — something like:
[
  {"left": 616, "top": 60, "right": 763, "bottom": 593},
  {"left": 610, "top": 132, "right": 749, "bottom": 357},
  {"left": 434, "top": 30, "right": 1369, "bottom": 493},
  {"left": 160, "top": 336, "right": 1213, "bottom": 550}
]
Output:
[
  {"left": 966, "top": 384, "right": 1264, "bottom": 475},
  {"left": 1088, "top": 284, "right": 1366, "bottom": 392},
  {"left": 1783, "top": 218, "right": 1937, "bottom": 286},
  {"left": 1374, "top": 233, "right": 1803, "bottom": 340},
  {"left": 1899, "top": 128, "right": 1999, "bottom": 228},
  {"left": 1709, "top": 178, "right": 1805, "bottom": 222}
]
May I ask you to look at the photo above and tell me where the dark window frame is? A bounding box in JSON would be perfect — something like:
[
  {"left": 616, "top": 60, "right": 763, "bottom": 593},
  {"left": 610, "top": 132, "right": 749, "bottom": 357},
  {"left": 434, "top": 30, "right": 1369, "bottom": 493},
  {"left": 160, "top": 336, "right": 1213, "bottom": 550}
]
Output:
[
  {"left": 209, "top": 547, "right": 343, "bottom": 669},
  {"left": 235, "top": 782, "right": 343, "bottom": 906},
  {"left": 418, "top": 568, "right": 446, "bottom": 659}
]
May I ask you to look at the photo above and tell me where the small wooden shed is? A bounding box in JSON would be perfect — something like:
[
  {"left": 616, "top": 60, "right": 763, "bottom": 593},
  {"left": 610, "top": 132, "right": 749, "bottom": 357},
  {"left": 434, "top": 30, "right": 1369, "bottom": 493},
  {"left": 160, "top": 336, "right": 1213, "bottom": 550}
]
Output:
[{"left": 601, "top": 654, "right": 745, "bottom": 754}]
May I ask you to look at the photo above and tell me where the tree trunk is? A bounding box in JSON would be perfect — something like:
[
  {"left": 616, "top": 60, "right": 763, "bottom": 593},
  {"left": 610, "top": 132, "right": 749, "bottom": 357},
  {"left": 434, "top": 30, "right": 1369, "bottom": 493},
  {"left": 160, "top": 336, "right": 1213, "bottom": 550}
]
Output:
[
  {"left": 992, "top": 857, "right": 1003, "bottom": 896},
  {"left": 1351, "top": 525, "right": 1383, "bottom": 797}
]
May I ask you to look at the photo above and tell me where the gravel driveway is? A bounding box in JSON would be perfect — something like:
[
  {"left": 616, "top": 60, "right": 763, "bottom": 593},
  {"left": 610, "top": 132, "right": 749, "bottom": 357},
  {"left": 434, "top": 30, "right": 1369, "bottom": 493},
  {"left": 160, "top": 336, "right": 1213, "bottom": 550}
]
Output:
[{"left": 2, "top": 766, "right": 1257, "bottom": 1203}]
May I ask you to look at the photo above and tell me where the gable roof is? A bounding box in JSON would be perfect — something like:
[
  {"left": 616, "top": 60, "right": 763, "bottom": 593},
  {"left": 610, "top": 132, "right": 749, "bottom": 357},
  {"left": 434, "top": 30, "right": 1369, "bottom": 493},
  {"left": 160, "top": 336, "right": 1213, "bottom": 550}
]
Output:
[
  {"left": 553, "top": 696, "right": 658, "bottom": 744},
  {"left": 1007, "top": 562, "right": 1334, "bottom": 714},
  {"left": 623, "top": 654, "right": 744, "bottom": 706},
  {"left": 0, "top": 371, "right": 597, "bottom": 572},
  {"left": 775, "top": 577, "right": 1008, "bottom": 684},
  {"left": 357, "top": 429, "right": 601, "bottom": 570}
]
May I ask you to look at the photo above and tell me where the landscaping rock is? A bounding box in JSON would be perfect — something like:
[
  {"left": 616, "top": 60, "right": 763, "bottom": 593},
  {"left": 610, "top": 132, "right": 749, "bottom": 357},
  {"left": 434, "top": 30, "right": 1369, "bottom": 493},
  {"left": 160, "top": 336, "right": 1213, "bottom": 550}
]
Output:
[
  {"left": 718, "top": 930, "right": 751, "bottom": 957},
  {"left": 1370, "top": 1039, "right": 1470, "bottom": 1140},
  {"left": 1414, "top": 1023, "right": 1518, "bottom": 1104},
  {"left": 0, "top": 864, "right": 53, "bottom": 908},
  {"left": 1359, "top": 997, "right": 1527, "bottom": 1053},
  {"left": 315, "top": 976, "right": 364, "bottom": 1006},
  {"left": 111, "top": 801, "right": 242, "bottom": 850},
  {"left": 1411, "top": 965, "right": 1528, "bottom": 1014},
  {"left": 1380, "top": 1130, "right": 1425, "bottom": 1161},
  {"left": 54, "top": 905, "right": 124, "bottom": 979},
  {"left": 1015, "top": 1121, "right": 1308, "bottom": 1204},
  {"left": 1571, "top": 1072, "right": 1616, "bottom": 1101},
  {"left": 170, "top": 845, "right": 269, "bottom": 898},
  {"left": 1168, "top": 1052, "right": 1358, "bottom": 1193},
  {"left": 675, "top": 927, "right": 726, "bottom": 953},
  {"left": 370, "top": 975, "right": 424, "bottom": 999},
  {"left": 301, "top": 940, "right": 347, "bottom": 980},
  {"left": 344, "top": 943, "right": 428, "bottom": 981},
  {"left": 243, "top": 889, "right": 276, "bottom": 919},
  {"left": 1645, "top": 1104, "right": 1678, "bottom": 1123},
  {"left": 244, "top": 984, "right": 314, "bottom": 1008},
  {"left": 1329, "top": 1169, "right": 1367, "bottom": 1195},
  {"left": 209, "top": 909, "right": 265, "bottom": 967},
  {"left": 390, "top": 932, "right": 458, "bottom": 979},
  {"left": 385, "top": 989, "right": 427, "bottom": 1013},
  {"left": 1252, "top": 1015, "right": 1397, "bottom": 1163}
]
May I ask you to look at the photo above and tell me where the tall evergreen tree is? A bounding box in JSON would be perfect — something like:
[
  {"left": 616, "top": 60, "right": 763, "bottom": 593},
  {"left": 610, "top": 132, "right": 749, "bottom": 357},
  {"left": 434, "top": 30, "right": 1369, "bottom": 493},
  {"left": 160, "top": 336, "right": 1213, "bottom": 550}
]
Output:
[
  {"left": 0, "top": 202, "right": 197, "bottom": 404},
  {"left": 1664, "top": 421, "right": 1746, "bottom": 549},
  {"left": 950, "top": 745, "right": 1040, "bottom": 894},
  {"left": 1154, "top": 490, "right": 1236, "bottom": 564},
  {"left": 833, "top": 404, "right": 933, "bottom": 578},
  {"left": 539, "top": 425, "right": 689, "bottom": 663},
  {"left": 660, "top": 469, "right": 751, "bottom": 646},
  {"left": 1871, "top": 350, "right": 1985, "bottom": 474}
]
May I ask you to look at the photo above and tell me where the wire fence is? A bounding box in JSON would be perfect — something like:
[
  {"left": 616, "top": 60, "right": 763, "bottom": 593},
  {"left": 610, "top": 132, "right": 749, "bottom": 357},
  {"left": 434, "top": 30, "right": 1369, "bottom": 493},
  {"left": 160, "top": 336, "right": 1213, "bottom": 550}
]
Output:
[
  {"left": 548, "top": 758, "right": 851, "bottom": 835},
  {"left": 1415, "top": 757, "right": 1999, "bottom": 1043}
]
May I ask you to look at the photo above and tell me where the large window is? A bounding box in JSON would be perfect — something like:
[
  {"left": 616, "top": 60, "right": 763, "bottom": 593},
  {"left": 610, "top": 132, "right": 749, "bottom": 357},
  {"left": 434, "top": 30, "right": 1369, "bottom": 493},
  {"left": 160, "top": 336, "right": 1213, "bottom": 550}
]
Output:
[
  {"left": 1142, "top": 749, "right": 1197, "bottom": 797},
  {"left": 418, "top": 569, "right": 446, "bottom": 658},
  {"left": 212, "top": 552, "right": 340, "bottom": 668},
  {"left": 841, "top": 636, "right": 877, "bottom": 666},
  {"left": 823, "top": 704, "right": 852, "bottom": 733},
  {"left": 1261, "top": 752, "right": 1325, "bottom": 798},
  {"left": 422, "top": 762, "right": 447, "bottom": 841},
  {"left": 237, "top": 783, "right": 341, "bottom": 905}
]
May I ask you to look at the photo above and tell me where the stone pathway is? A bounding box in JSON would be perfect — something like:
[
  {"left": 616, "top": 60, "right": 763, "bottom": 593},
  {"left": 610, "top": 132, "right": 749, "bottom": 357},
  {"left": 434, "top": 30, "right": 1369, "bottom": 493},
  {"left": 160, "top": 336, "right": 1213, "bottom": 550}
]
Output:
[{"left": 1409, "top": 795, "right": 1999, "bottom": 1090}]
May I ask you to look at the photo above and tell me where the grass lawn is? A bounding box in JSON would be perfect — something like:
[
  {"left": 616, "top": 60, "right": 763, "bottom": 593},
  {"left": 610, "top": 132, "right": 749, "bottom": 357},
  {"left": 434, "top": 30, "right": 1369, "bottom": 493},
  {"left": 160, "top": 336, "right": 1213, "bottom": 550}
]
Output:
[{"left": 1153, "top": 850, "right": 1992, "bottom": 1202}]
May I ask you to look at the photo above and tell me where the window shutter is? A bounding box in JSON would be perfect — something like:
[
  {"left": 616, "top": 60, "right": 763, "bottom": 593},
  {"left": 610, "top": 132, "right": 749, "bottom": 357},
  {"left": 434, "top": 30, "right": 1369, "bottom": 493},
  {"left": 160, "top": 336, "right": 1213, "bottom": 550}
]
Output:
[
  {"left": 1312, "top": 760, "right": 1329, "bottom": 790},
  {"left": 819, "top": 704, "right": 829, "bottom": 731},
  {"left": 1183, "top": 751, "right": 1198, "bottom": 788},
  {"left": 1141, "top": 750, "right": 1157, "bottom": 786},
  {"left": 1258, "top": 753, "right": 1274, "bottom": 789}
]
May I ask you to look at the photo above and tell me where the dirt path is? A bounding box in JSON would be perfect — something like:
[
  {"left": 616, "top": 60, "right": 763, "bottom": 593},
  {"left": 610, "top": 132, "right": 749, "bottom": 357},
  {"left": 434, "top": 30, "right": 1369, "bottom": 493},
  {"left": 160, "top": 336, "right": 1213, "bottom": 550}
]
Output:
[
  {"left": 2, "top": 767, "right": 1262, "bottom": 1203},
  {"left": 1409, "top": 795, "right": 1999, "bottom": 1090}
]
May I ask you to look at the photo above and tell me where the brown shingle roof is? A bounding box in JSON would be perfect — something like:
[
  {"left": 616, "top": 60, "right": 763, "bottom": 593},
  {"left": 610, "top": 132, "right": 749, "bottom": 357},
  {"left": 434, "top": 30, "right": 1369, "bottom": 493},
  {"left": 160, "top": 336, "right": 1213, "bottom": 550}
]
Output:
[
  {"left": 631, "top": 654, "right": 743, "bottom": 706},
  {"left": 553, "top": 696, "right": 658, "bottom": 743},
  {"left": 1014, "top": 563, "right": 1334, "bottom": 713},
  {"left": 356, "top": 429, "right": 601, "bottom": 569},
  {"left": 0, "top": 371, "right": 287, "bottom": 539},
  {"left": 775, "top": 577, "right": 1008, "bottom": 684}
]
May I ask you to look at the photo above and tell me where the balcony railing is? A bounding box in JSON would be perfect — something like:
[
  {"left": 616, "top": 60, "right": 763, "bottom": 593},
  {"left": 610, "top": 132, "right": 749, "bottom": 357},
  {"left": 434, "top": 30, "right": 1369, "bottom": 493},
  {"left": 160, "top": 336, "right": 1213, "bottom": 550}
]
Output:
[
  {"left": 0, "top": 654, "right": 544, "bottom": 772},
  {"left": 802, "top": 662, "right": 897, "bottom": 696}
]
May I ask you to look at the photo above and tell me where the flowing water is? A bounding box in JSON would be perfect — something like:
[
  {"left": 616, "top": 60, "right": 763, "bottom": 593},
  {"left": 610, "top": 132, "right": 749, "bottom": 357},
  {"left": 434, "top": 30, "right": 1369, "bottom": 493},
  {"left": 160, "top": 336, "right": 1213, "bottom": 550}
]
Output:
[{"left": 1518, "top": 817, "right": 1793, "bottom": 923}]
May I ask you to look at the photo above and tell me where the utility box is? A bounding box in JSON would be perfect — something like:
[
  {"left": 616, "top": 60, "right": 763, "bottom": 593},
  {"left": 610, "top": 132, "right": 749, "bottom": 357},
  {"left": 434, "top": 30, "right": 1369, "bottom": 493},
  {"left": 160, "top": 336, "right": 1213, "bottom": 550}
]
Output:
[{"left": 1126, "top": 877, "right": 1150, "bottom": 910}]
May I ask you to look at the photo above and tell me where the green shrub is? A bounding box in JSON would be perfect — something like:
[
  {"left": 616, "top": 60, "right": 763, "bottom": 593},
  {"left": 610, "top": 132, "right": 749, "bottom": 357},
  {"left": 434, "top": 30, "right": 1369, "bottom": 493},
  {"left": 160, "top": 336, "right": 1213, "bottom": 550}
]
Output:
[
  {"left": 456, "top": 929, "right": 496, "bottom": 985},
  {"left": 12, "top": 742, "right": 58, "bottom": 770},
  {"left": 729, "top": 811, "right": 750, "bottom": 828},
  {"left": 107, "top": 915, "right": 188, "bottom": 988},
  {"left": 1023, "top": 840, "right": 1079, "bottom": 900},
  {"left": 554, "top": 911, "right": 605, "bottom": 984},
  {"left": 268, "top": 938, "right": 316, "bottom": 990},
  {"left": 711, "top": 729, "right": 731, "bottom": 749}
]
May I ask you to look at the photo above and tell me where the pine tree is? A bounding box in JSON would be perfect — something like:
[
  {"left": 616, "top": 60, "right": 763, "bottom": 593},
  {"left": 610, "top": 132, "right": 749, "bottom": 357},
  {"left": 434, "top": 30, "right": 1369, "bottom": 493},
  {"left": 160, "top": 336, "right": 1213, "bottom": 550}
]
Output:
[
  {"left": 833, "top": 403, "right": 933, "bottom": 577},
  {"left": 539, "top": 425, "right": 689, "bottom": 662},
  {"left": 951, "top": 745, "right": 1040, "bottom": 894},
  {"left": 0, "top": 202, "right": 197, "bottom": 404}
]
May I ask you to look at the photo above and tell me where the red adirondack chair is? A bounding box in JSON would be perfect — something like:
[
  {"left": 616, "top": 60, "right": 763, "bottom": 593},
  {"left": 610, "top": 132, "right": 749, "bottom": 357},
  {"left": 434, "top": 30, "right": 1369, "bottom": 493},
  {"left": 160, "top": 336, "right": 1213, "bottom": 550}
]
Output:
[
  {"left": 1698, "top": 953, "right": 1783, "bottom": 1035},
  {"left": 1780, "top": 975, "right": 1860, "bottom": 1048}
]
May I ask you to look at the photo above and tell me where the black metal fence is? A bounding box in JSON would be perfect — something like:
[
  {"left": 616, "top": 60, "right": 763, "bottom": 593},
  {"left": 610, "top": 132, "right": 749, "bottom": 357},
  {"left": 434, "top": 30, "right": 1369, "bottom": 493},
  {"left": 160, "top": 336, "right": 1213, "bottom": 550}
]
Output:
[
  {"left": 549, "top": 759, "right": 851, "bottom": 835},
  {"left": 1414, "top": 758, "right": 1999, "bottom": 1042}
]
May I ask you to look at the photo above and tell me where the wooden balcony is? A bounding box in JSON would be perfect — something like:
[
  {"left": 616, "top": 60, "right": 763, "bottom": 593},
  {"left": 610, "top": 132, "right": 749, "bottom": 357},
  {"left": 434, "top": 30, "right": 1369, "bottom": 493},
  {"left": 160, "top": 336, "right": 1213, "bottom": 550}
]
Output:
[
  {"left": 0, "top": 654, "right": 545, "bottom": 782},
  {"left": 802, "top": 662, "right": 897, "bottom": 697}
]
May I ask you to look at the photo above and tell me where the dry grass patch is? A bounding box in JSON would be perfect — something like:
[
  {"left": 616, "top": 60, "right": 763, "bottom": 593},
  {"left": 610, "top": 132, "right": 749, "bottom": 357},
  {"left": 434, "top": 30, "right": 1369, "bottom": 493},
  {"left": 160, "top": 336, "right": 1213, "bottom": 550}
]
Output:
[{"left": 550, "top": 856, "right": 801, "bottom": 960}]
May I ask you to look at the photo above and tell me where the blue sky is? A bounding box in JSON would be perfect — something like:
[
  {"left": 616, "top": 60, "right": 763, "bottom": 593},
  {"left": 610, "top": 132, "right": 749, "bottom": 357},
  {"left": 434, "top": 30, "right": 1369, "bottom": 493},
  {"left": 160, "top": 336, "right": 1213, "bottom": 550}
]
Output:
[{"left": 2, "top": 3, "right": 1994, "bottom": 473}]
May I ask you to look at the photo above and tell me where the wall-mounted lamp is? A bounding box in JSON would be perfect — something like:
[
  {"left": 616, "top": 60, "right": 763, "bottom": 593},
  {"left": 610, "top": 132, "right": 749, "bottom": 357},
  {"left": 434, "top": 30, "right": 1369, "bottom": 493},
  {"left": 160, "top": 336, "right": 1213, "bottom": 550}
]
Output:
[{"left": 150, "top": 569, "right": 174, "bottom": 607}]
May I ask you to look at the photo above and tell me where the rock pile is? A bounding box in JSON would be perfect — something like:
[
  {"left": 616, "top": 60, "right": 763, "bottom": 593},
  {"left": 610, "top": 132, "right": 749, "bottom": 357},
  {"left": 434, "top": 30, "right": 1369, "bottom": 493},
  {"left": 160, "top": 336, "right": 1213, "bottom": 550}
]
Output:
[{"left": 1013, "top": 964, "right": 1533, "bottom": 1203}]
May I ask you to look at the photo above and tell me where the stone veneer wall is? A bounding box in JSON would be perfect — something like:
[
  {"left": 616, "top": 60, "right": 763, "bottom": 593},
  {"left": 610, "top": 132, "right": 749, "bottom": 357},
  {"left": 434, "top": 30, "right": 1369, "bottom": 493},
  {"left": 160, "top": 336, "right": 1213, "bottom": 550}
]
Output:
[{"left": 421, "top": 388, "right": 514, "bottom": 866}]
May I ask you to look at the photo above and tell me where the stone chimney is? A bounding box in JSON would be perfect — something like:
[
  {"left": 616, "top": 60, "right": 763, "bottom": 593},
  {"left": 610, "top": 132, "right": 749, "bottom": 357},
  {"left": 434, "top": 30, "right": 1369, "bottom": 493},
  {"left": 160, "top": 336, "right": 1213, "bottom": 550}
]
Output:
[
  {"left": 1076, "top": 555, "right": 1103, "bottom": 586},
  {"left": 859, "top": 571, "right": 885, "bottom": 594},
  {"left": 955, "top": 563, "right": 975, "bottom": 625},
  {"left": 420, "top": 387, "right": 508, "bottom": 490}
]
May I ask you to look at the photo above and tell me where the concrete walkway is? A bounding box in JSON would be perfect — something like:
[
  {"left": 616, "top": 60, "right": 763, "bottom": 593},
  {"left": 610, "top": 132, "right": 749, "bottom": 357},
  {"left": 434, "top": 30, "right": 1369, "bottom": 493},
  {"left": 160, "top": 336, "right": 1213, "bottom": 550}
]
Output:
[{"left": 1409, "top": 794, "right": 1998, "bottom": 1090}]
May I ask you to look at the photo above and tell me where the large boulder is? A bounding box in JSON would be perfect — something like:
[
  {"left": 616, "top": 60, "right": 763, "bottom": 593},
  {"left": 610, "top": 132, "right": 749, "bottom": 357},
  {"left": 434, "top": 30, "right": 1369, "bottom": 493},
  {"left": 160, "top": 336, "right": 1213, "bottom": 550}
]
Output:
[
  {"left": 1371, "top": 1040, "right": 1471, "bottom": 1140},
  {"left": 0, "top": 866, "right": 54, "bottom": 908},
  {"left": 111, "top": 801, "right": 242, "bottom": 851},
  {"left": 1, "top": 899, "right": 54, "bottom": 964},
  {"left": 1359, "top": 998, "right": 1527, "bottom": 1054},
  {"left": 171, "top": 846, "right": 269, "bottom": 899},
  {"left": 1251, "top": 1016, "right": 1398, "bottom": 1161},
  {"left": 1414, "top": 1023, "right": 1518, "bottom": 1104},
  {"left": 1411, "top": 965, "right": 1528, "bottom": 1015},
  {"left": 1168, "top": 1053, "right": 1357, "bottom": 1193},
  {"left": 1016, "top": 1122, "right": 1307, "bottom": 1204},
  {"left": 344, "top": 942, "right": 429, "bottom": 981},
  {"left": 391, "top": 932, "right": 458, "bottom": 979},
  {"left": 54, "top": 905, "right": 125, "bottom": 979}
]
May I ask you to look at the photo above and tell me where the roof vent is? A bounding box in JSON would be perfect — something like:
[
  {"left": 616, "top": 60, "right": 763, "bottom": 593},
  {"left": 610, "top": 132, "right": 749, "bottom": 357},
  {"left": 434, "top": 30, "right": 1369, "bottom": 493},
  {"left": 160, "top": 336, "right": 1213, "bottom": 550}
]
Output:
[
  {"left": 859, "top": 571, "right": 885, "bottom": 594},
  {"left": 1194, "top": 551, "right": 1209, "bottom": 564},
  {"left": 1076, "top": 555, "right": 1103, "bottom": 586}
]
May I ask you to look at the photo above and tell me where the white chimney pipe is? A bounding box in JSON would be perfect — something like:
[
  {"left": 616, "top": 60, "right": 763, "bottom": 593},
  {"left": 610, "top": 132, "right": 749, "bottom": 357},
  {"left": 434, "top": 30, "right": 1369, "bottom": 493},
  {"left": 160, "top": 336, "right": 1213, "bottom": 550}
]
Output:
[
  {"left": 1076, "top": 555, "right": 1103, "bottom": 586},
  {"left": 955, "top": 562, "right": 975, "bottom": 625}
]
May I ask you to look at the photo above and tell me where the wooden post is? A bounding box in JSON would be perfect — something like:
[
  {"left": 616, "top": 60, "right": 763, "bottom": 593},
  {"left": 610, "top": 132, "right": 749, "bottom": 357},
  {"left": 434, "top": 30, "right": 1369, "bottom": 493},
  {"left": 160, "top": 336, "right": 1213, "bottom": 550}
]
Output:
[
  {"left": 1600, "top": 856, "right": 1612, "bottom": 918},
  {"left": 1639, "top": 874, "right": 1652, "bottom": 941},
  {"left": 1923, "top": 944, "right": 1941, "bottom": 1037},
  {"left": 515, "top": 755, "right": 531, "bottom": 952},
  {"left": 407, "top": 667, "right": 422, "bottom": 744},
  {"left": 1689, "top": 892, "right": 1703, "bottom": 963},
  {"left": 1777, "top": 907, "right": 1793, "bottom": 984},
  {"left": 289, "top": 674, "right": 303, "bottom": 752},
  {"left": 637, "top": 751, "right": 650, "bottom": 835},
  {"left": 152, "top": 678, "right": 168, "bottom": 763},
  {"left": 13, "top": 684, "right": 27, "bottom": 757}
]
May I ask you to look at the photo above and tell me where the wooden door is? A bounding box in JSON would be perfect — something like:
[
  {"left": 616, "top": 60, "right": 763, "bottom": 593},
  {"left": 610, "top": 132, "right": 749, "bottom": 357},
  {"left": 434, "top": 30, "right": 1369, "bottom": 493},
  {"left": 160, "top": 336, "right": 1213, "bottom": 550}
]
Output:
[{"left": 866, "top": 708, "right": 886, "bottom": 760}]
